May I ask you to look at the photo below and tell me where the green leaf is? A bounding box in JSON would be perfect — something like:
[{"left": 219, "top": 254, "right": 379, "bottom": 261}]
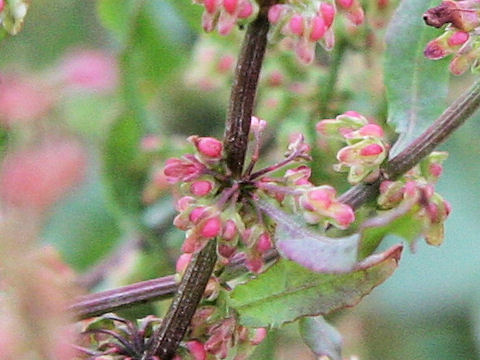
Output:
[
  {"left": 102, "top": 113, "right": 147, "bottom": 223},
  {"left": 97, "top": 0, "right": 139, "bottom": 43},
  {"left": 299, "top": 316, "right": 343, "bottom": 360},
  {"left": 385, "top": 0, "right": 450, "bottom": 157},
  {"left": 229, "top": 245, "right": 402, "bottom": 327}
]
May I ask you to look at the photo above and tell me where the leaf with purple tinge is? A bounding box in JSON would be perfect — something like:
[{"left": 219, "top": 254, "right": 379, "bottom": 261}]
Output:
[
  {"left": 300, "top": 316, "right": 343, "bottom": 360},
  {"left": 229, "top": 244, "right": 403, "bottom": 327},
  {"left": 258, "top": 200, "right": 359, "bottom": 273}
]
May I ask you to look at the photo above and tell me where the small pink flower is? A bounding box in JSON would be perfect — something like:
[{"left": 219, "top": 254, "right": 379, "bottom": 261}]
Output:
[
  {"left": 320, "top": 2, "right": 336, "bottom": 28},
  {"left": 187, "top": 340, "right": 207, "bottom": 360},
  {"left": 190, "top": 206, "right": 207, "bottom": 224},
  {"left": 337, "top": 0, "right": 354, "bottom": 9},
  {"left": 256, "top": 232, "right": 272, "bottom": 252},
  {"left": 358, "top": 123, "right": 384, "bottom": 137},
  {"left": 164, "top": 155, "right": 205, "bottom": 183},
  {"left": 190, "top": 136, "right": 223, "bottom": 158},
  {"left": 251, "top": 328, "right": 268, "bottom": 345},
  {"left": 176, "top": 253, "right": 192, "bottom": 273},
  {"left": 238, "top": 0, "right": 253, "bottom": 19},
  {"left": 268, "top": 4, "right": 284, "bottom": 24},
  {"left": 309, "top": 15, "right": 326, "bottom": 41},
  {"left": 200, "top": 216, "right": 223, "bottom": 238},
  {"left": 360, "top": 143, "right": 384, "bottom": 156},
  {"left": 223, "top": 0, "right": 238, "bottom": 15},
  {"left": 204, "top": 0, "right": 219, "bottom": 14},
  {"left": 331, "top": 203, "right": 355, "bottom": 228},
  {"left": 289, "top": 15, "right": 305, "bottom": 36},
  {"left": 447, "top": 31, "right": 469, "bottom": 47},
  {"left": 190, "top": 180, "right": 214, "bottom": 196}
]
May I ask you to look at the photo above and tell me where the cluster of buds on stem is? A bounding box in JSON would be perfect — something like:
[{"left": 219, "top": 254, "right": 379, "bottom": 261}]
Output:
[
  {"left": 267, "top": 0, "right": 364, "bottom": 64},
  {"left": 193, "top": 0, "right": 256, "bottom": 35},
  {"left": 424, "top": 0, "right": 480, "bottom": 74},
  {"left": 317, "top": 111, "right": 388, "bottom": 184},
  {"left": 378, "top": 152, "right": 450, "bottom": 246},
  {"left": 165, "top": 116, "right": 355, "bottom": 273}
]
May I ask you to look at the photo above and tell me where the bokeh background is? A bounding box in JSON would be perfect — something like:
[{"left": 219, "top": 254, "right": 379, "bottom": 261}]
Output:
[{"left": 1, "top": 1, "right": 479, "bottom": 359}]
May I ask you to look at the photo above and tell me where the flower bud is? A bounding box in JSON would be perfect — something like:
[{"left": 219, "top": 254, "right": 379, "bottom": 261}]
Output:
[
  {"left": 223, "top": 0, "right": 238, "bottom": 14},
  {"left": 289, "top": 15, "right": 305, "bottom": 36},
  {"left": 251, "top": 328, "right": 268, "bottom": 345},
  {"left": 189, "top": 136, "right": 223, "bottom": 159},
  {"left": 256, "top": 232, "right": 273, "bottom": 253},
  {"left": 238, "top": 0, "right": 254, "bottom": 18},
  {"left": 176, "top": 253, "right": 192, "bottom": 273},
  {"left": 309, "top": 15, "right": 326, "bottom": 41},
  {"left": 359, "top": 143, "right": 384, "bottom": 156},
  {"left": 164, "top": 156, "right": 205, "bottom": 183},
  {"left": 190, "top": 180, "right": 214, "bottom": 196},
  {"left": 187, "top": 341, "right": 207, "bottom": 360},
  {"left": 200, "top": 216, "right": 223, "bottom": 238},
  {"left": 320, "top": 2, "right": 336, "bottom": 28},
  {"left": 268, "top": 4, "right": 285, "bottom": 24}
]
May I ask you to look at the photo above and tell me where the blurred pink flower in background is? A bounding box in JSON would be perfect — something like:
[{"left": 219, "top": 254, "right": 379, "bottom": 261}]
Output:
[
  {"left": 0, "top": 139, "right": 87, "bottom": 212},
  {"left": 59, "top": 49, "right": 118, "bottom": 92},
  {"left": 0, "top": 74, "right": 55, "bottom": 126}
]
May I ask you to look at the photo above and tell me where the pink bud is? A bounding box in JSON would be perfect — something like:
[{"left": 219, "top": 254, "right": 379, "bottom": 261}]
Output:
[
  {"left": 176, "top": 253, "right": 192, "bottom": 273},
  {"left": 309, "top": 187, "right": 335, "bottom": 208},
  {"left": 344, "top": 111, "right": 363, "bottom": 120},
  {"left": 222, "top": 220, "right": 237, "bottom": 240},
  {"left": 218, "top": 244, "right": 236, "bottom": 258},
  {"left": 360, "top": 143, "right": 384, "bottom": 156},
  {"left": 337, "top": 0, "right": 354, "bottom": 9},
  {"left": 310, "top": 15, "right": 326, "bottom": 41},
  {"left": 320, "top": 2, "right": 336, "bottom": 28},
  {"left": 246, "top": 256, "right": 263, "bottom": 273},
  {"left": 0, "top": 0, "right": 5, "bottom": 13},
  {"left": 250, "top": 116, "right": 267, "bottom": 132},
  {"left": 251, "top": 328, "right": 268, "bottom": 345},
  {"left": 238, "top": 0, "right": 253, "bottom": 18},
  {"left": 204, "top": 0, "right": 219, "bottom": 14},
  {"left": 200, "top": 217, "right": 222, "bottom": 238},
  {"left": 218, "top": 12, "right": 236, "bottom": 35},
  {"left": 190, "top": 180, "right": 213, "bottom": 196},
  {"left": 193, "top": 136, "right": 223, "bottom": 158},
  {"left": 223, "top": 0, "right": 238, "bottom": 14},
  {"left": 187, "top": 341, "right": 207, "bottom": 360},
  {"left": 268, "top": 4, "right": 284, "bottom": 24},
  {"left": 429, "top": 163, "right": 443, "bottom": 178},
  {"left": 256, "top": 233, "right": 272, "bottom": 252},
  {"left": 176, "top": 196, "right": 195, "bottom": 212},
  {"left": 289, "top": 15, "right": 305, "bottom": 36},
  {"left": 190, "top": 206, "right": 207, "bottom": 224},
  {"left": 424, "top": 40, "right": 448, "bottom": 60},
  {"left": 448, "top": 31, "right": 469, "bottom": 47},
  {"left": 332, "top": 204, "right": 355, "bottom": 227},
  {"left": 164, "top": 157, "right": 204, "bottom": 183},
  {"left": 426, "top": 203, "right": 439, "bottom": 222},
  {"left": 359, "top": 123, "right": 384, "bottom": 137},
  {"left": 404, "top": 181, "right": 418, "bottom": 198}
]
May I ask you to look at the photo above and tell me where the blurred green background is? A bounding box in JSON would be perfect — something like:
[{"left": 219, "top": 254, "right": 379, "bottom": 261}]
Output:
[{"left": 2, "top": 1, "right": 480, "bottom": 359}]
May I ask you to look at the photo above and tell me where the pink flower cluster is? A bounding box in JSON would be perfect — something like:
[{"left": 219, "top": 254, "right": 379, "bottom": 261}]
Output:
[
  {"left": 174, "top": 310, "right": 266, "bottom": 360},
  {"left": 378, "top": 152, "right": 450, "bottom": 246},
  {"left": 193, "top": 0, "right": 256, "bottom": 35},
  {"left": 424, "top": 0, "right": 480, "bottom": 74},
  {"left": 267, "top": 0, "right": 365, "bottom": 64},
  {"left": 317, "top": 111, "right": 388, "bottom": 184}
]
